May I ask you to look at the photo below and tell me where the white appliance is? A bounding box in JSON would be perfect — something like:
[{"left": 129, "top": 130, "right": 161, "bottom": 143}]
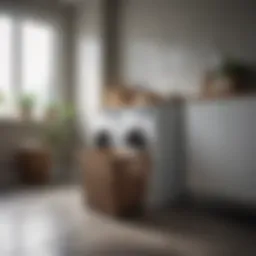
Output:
[{"left": 90, "top": 102, "right": 184, "bottom": 209}]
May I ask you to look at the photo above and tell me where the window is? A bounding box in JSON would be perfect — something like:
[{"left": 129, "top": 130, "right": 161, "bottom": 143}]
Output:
[
  {"left": 0, "top": 16, "right": 13, "bottom": 116},
  {"left": 21, "top": 21, "right": 55, "bottom": 118},
  {"left": 0, "top": 14, "right": 57, "bottom": 119}
]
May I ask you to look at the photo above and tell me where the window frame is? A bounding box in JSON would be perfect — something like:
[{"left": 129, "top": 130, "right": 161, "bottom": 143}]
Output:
[{"left": 0, "top": 9, "right": 61, "bottom": 122}]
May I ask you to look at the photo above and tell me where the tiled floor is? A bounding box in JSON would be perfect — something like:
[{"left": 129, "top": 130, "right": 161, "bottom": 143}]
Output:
[{"left": 0, "top": 187, "right": 255, "bottom": 256}]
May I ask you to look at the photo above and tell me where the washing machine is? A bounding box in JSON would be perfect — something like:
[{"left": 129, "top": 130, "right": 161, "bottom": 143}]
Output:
[{"left": 90, "top": 102, "right": 184, "bottom": 209}]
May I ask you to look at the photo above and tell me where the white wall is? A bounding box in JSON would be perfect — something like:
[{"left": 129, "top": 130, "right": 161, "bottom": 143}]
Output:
[
  {"left": 120, "top": 0, "right": 256, "bottom": 96},
  {"left": 76, "top": 0, "right": 104, "bottom": 142}
]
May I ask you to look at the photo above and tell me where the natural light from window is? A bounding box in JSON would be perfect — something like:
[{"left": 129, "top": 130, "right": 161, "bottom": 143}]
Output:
[
  {"left": 0, "top": 14, "right": 57, "bottom": 120},
  {"left": 22, "top": 21, "right": 55, "bottom": 118},
  {"left": 0, "top": 16, "right": 13, "bottom": 117}
]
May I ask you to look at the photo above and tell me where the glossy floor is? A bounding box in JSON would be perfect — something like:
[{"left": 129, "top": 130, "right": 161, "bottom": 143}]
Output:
[{"left": 0, "top": 187, "right": 255, "bottom": 256}]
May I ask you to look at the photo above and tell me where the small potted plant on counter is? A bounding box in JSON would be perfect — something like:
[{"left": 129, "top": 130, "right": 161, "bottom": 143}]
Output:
[{"left": 202, "top": 57, "right": 255, "bottom": 98}]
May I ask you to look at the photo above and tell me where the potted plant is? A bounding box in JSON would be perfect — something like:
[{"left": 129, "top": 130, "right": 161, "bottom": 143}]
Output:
[
  {"left": 202, "top": 57, "right": 255, "bottom": 98},
  {"left": 15, "top": 101, "right": 75, "bottom": 185},
  {"left": 43, "top": 102, "right": 75, "bottom": 182},
  {"left": 19, "top": 94, "right": 36, "bottom": 121}
]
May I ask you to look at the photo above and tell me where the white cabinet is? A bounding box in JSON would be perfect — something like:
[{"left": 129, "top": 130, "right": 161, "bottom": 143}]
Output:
[{"left": 186, "top": 98, "right": 256, "bottom": 203}]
